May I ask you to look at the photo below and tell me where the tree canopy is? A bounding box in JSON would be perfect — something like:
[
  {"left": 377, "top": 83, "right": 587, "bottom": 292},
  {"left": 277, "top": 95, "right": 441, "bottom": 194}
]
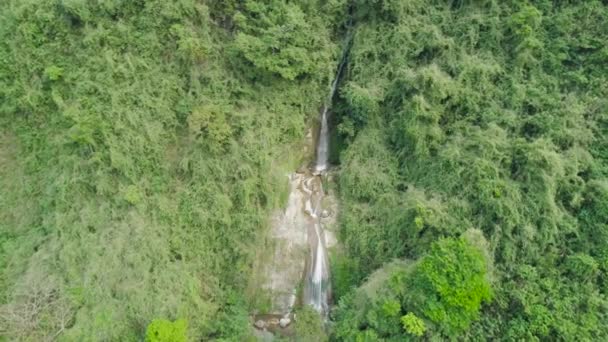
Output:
[
  {"left": 0, "top": 0, "right": 606, "bottom": 340},
  {"left": 332, "top": 0, "right": 608, "bottom": 340},
  {"left": 0, "top": 0, "right": 341, "bottom": 340}
]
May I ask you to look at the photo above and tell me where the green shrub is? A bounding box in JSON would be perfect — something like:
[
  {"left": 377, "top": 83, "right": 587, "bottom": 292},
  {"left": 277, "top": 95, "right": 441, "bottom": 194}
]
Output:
[
  {"left": 401, "top": 313, "right": 426, "bottom": 337},
  {"left": 233, "top": 0, "right": 333, "bottom": 80},
  {"left": 332, "top": 238, "right": 491, "bottom": 339},
  {"left": 407, "top": 238, "right": 493, "bottom": 336},
  {"left": 146, "top": 319, "right": 187, "bottom": 342},
  {"left": 294, "top": 306, "right": 327, "bottom": 342},
  {"left": 565, "top": 253, "right": 599, "bottom": 281}
]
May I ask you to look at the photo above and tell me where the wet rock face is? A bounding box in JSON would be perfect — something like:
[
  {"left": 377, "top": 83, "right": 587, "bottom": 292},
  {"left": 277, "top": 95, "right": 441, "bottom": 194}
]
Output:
[
  {"left": 257, "top": 173, "right": 311, "bottom": 315},
  {"left": 252, "top": 89, "right": 341, "bottom": 320},
  {"left": 300, "top": 174, "right": 331, "bottom": 316},
  {"left": 254, "top": 169, "right": 334, "bottom": 317}
]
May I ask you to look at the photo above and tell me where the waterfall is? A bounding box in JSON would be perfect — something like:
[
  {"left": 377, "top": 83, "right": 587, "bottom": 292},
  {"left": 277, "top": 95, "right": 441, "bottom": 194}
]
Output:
[
  {"left": 314, "top": 52, "right": 347, "bottom": 173},
  {"left": 314, "top": 108, "right": 330, "bottom": 172},
  {"left": 308, "top": 222, "right": 330, "bottom": 313},
  {"left": 303, "top": 51, "right": 349, "bottom": 316},
  {"left": 253, "top": 31, "right": 352, "bottom": 333},
  {"left": 302, "top": 181, "right": 331, "bottom": 317}
]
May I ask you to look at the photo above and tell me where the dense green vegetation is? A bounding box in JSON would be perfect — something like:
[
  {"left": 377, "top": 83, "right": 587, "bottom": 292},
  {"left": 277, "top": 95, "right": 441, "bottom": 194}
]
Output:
[
  {"left": 332, "top": 0, "right": 608, "bottom": 340},
  {"left": 333, "top": 235, "right": 493, "bottom": 340},
  {"left": 293, "top": 306, "right": 329, "bottom": 342},
  {"left": 0, "top": 1, "right": 344, "bottom": 340},
  {"left": 1, "top": 0, "right": 607, "bottom": 341},
  {"left": 145, "top": 319, "right": 187, "bottom": 342}
]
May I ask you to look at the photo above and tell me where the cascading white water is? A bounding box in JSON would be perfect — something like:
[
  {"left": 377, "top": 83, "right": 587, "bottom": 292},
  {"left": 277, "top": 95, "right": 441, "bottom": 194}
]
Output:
[
  {"left": 314, "top": 108, "right": 330, "bottom": 173},
  {"left": 303, "top": 49, "right": 349, "bottom": 316},
  {"left": 310, "top": 222, "right": 329, "bottom": 312},
  {"left": 302, "top": 178, "right": 331, "bottom": 316},
  {"left": 253, "top": 35, "right": 351, "bottom": 333},
  {"left": 314, "top": 55, "right": 345, "bottom": 173}
]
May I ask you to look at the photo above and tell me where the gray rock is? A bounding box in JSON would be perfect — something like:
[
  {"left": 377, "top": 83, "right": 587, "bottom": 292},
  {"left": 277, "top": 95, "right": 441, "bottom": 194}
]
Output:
[
  {"left": 254, "top": 320, "right": 266, "bottom": 330},
  {"left": 321, "top": 209, "right": 330, "bottom": 218},
  {"left": 279, "top": 317, "right": 291, "bottom": 328},
  {"left": 252, "top": 328, "right": 275, "bottom": 341}
]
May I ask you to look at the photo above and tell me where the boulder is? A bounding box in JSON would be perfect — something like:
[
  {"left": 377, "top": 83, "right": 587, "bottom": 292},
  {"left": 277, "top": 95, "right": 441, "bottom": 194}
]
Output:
[
  {"left": 279, "top": 317, "right": 291, "bottom": 328},
  {"left": 254, "top": 320, "right": 266, "bottom": 330}
]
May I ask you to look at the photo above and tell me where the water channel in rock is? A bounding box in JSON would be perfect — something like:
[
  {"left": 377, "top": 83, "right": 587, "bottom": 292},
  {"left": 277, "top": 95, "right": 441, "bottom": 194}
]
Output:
[{"left": 252, "top": 44, "right": 348, "bottom": 336}]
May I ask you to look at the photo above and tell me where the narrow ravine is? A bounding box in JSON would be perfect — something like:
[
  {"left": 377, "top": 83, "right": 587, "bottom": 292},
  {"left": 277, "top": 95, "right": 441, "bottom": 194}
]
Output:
[
  {"left": 302, "top": 60, "right": 345, "bottom": 315},
  {"left": 252, "top": 41, "right": 349, "bottom": 337}
]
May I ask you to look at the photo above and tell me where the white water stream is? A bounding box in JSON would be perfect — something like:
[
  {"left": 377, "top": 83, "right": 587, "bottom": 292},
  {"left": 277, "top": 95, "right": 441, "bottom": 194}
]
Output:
[
  {"left": 303, "top": 49, "right": 347, "bottom": 315},
  {"left": 302, "top": 173, "right": 330, "bottom": 316},
  {"left": 254, "top": 47, "right": 348, "bottom": 333},
  {"left": 314, "top": 108, "right": 330, "bottom": 173}
]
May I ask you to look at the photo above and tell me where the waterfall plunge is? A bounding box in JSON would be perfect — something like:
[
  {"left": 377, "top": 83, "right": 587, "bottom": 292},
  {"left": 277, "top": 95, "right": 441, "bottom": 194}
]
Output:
[
  {"left": 314, "top": 107, "right": 330, "bottom": 173},
  {"left": 303, "top": 49, "right": 349, "bottom": 316}
]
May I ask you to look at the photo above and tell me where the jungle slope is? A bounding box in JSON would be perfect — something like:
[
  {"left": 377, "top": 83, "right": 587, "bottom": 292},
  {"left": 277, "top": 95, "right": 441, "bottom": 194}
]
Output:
[
  {"left": 0, "top": 1, "right": 347, "bottom": 340},
  {"left": 331, "top": 1, "right": 608, "bottom": 341}
]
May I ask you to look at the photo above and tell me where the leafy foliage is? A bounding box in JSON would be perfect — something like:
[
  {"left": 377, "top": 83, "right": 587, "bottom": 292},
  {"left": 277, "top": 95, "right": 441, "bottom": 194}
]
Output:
[
  {"left": 232, "top": 0, "right": 334, "bottom": 80},
  {"left": 145, "top": 319, "right": 187, "bottom": 342},
  {"left": 401, "top": 313, "right": 426, "bottom": 337},
  {"left": 407, "top": 238, "right": 493, "bottom": 335},
  {"left": 332, "top": 238, "right": 491, "bottom": 340},
  {"left": 1, "top": 0, "right": 607, "bottom": 340},
  {"left": 294, "top": 306, "right": 328, "bottom": 342},
  {"left": 333, "top": 0, "right": 608, "bottom": 340},
  {"left": 0, "top": 0, "right": 338, "bottom": 340}
]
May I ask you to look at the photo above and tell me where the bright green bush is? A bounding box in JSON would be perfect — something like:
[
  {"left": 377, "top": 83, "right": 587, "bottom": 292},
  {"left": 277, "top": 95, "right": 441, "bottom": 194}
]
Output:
[
  {"left": 401, "top": 313, "right": 426, "bottom": 337},
  {"left": 407, "top": 238, "right": 492, "bottom": 335},
  {"left": 333, "top": 238, "right": 491, "bottom": 339},
  {"left": 146, "top": 319, "right": 187, "bottom": 342}
]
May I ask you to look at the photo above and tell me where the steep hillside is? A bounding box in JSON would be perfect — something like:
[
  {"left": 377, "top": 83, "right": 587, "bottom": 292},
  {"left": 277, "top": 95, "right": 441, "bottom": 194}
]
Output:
[
  {"left": 0, "top": 1, "right": 345, "bottom": 340},
  {"left": 332, "top": 1, "right": 608, "bottom": 340},
  {"left": 1, "top": 1, "right": 607, "bottom": 341}
]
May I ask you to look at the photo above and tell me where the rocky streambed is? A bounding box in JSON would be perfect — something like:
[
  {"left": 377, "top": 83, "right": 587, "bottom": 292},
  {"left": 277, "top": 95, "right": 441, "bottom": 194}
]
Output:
[
  {"left": 252, "top": 167, "right": 338, "bottom": 330},
  {"left": 251, "top": 33, "right": 348, "bottom": 338}
]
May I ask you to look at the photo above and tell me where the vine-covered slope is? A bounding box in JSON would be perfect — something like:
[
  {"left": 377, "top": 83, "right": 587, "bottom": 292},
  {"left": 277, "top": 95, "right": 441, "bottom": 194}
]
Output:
[
  {"left": 332, "top": 1, "right": 607, "bottom": 340},
  {"left": 1, "top": 1, "right": 607, "bottom": 341},
  {"left": 0, "top": 1, "right": 344, "bottom": 340}
]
